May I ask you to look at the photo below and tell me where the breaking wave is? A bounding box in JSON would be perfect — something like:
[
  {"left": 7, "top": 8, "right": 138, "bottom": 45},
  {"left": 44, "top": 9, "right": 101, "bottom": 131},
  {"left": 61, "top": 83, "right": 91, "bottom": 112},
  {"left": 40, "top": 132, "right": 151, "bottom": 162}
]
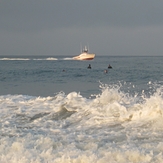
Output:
[{"left": 1, "top": 82, "right": 163, "bottom": 162}]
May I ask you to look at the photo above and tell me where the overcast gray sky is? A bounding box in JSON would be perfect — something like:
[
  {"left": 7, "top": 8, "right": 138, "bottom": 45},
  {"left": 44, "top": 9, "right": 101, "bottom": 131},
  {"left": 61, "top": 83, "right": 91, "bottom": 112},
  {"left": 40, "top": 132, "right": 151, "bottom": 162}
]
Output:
[{"left": 1, "top": 0, "right": 163, "bottom": 56}]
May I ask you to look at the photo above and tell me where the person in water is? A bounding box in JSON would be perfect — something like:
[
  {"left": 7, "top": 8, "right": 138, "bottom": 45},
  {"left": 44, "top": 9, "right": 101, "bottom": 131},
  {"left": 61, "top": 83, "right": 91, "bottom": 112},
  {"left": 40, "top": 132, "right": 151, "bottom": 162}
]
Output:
[
  {"left": 87, "top": 64, "right": 91, "bottom": 69},
  {"left": 108, "top": 64, "right": 112, "bottom": 69}
]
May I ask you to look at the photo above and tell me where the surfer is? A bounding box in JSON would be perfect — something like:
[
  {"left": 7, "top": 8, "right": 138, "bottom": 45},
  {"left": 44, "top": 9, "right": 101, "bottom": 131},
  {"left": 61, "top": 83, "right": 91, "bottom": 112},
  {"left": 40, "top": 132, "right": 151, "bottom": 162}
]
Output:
[
  {"left": 87, "top": 64, "right": 91, "bottom": 69},
  {"left": 108, "top": 64, "right": 112, "bottom": 69}
]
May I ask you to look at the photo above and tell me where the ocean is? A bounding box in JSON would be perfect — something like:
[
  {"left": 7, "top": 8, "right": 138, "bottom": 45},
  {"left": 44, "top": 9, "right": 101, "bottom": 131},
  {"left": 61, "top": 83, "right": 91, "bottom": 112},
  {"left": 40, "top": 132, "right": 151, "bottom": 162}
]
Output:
[{"left": 0, "top": 56, "right": 163, "bottom": 162}]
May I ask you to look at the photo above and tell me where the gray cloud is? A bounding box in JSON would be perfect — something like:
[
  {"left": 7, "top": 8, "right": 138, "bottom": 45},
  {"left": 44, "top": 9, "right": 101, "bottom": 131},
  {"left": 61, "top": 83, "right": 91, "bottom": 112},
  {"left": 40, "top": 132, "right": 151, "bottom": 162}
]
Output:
[{"left": 1, "top": 0, "right": 163, "bottom": 55}]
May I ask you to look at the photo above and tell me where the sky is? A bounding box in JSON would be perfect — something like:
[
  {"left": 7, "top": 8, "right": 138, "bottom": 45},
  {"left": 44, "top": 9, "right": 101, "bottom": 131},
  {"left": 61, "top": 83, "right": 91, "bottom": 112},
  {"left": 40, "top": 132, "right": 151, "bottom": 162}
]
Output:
[{"left": 1, "top": 0, "right": 163, "bottom": 56}]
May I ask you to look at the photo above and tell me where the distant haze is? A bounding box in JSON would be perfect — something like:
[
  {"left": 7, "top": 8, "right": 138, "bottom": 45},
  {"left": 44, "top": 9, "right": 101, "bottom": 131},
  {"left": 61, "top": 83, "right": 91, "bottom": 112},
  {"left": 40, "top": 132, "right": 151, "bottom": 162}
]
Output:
[{"left": 1, "top": 0, "right": 163, "bottom": 56}]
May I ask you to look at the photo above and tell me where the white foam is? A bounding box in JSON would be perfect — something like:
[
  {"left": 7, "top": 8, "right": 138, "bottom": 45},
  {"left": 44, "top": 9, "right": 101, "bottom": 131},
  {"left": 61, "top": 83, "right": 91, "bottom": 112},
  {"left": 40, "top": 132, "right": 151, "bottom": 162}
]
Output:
[
  {"left": 46, "top": 57, "right": 58, "bottom": 60},
  {"left": 1, "top": 84, "right": 163, "bottom": 162},
  {"left": 63, "top": 57, "right": 74, "bottom": 60},
  {"left": 0, "top": 58, "right": 30, "bottom": 60},
  {"left": 0, "top": 57, "right": 59, "bottom": 61}
]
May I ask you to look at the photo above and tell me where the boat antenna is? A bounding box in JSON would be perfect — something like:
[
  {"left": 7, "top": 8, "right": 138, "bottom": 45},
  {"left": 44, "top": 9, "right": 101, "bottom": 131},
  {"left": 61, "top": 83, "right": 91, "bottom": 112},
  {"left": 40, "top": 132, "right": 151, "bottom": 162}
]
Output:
[
  {"left": 80, "top": 42, "right": 82, "bottom": 53},
  {"left": 87, "top": 43, "right": 89, "bottom": 51}
]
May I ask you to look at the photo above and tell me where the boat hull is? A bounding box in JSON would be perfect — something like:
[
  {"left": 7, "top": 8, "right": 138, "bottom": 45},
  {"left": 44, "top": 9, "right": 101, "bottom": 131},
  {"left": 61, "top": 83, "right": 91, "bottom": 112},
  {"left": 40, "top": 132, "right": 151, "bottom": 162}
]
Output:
[{"left": 73, "top": 53, "right": 95, "bottom": 61}]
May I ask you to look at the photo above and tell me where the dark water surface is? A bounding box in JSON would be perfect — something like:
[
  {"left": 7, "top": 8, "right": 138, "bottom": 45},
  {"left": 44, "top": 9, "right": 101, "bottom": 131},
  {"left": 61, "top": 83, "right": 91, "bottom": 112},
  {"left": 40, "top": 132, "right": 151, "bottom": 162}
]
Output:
[{"left": 1, "top": 56, "right": 163, "bottom": 97}]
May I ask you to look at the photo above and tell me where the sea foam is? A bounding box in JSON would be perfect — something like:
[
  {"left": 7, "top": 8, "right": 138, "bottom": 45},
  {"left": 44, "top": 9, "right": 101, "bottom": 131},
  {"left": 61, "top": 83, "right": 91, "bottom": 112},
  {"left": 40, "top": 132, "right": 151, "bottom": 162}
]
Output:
[{"left": 0, "top": 83, "right": 163, "bottom": 162}]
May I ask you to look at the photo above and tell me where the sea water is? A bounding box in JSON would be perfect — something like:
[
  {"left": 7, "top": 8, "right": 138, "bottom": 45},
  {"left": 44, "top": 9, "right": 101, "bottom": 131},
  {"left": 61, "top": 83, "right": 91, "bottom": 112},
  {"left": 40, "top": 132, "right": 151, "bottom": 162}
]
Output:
[{"left": 0, "top": 56, "right": 163, "bottom": 162}]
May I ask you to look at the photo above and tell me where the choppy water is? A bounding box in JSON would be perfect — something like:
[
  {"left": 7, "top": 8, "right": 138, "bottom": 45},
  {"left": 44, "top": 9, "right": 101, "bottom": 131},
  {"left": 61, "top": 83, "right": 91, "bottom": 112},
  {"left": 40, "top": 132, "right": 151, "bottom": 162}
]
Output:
[{"left": 0, "top": 56, "right": 163, "bottom": 162}]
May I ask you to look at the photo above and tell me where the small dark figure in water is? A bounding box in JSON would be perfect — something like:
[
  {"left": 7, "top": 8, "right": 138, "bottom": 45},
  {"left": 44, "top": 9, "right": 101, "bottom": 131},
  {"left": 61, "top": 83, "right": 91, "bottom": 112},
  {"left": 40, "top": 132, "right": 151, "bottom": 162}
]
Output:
[
  {"left": 108, "top": 64, "right": 112, "bottom": 69},
  {"left": 87, "top": 64, "right": 91, "bottom": 69},
  {"left": 104, "top": 69, "right": 108, "bottom": 73}
]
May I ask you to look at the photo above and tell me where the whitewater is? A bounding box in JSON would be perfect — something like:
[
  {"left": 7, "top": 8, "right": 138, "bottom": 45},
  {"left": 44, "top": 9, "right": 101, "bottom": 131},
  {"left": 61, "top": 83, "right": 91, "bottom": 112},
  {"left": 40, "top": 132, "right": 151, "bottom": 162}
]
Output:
[{"left": 0, "top": 56, "right": 163, "bottom": 162}]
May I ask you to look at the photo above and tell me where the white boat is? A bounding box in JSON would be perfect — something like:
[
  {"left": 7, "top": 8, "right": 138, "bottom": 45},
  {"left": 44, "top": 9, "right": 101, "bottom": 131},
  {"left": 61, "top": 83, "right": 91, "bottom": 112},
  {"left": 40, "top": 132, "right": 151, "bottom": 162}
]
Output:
[{"left": 73, "top": 46, "right": 95, "bottom": 60}]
